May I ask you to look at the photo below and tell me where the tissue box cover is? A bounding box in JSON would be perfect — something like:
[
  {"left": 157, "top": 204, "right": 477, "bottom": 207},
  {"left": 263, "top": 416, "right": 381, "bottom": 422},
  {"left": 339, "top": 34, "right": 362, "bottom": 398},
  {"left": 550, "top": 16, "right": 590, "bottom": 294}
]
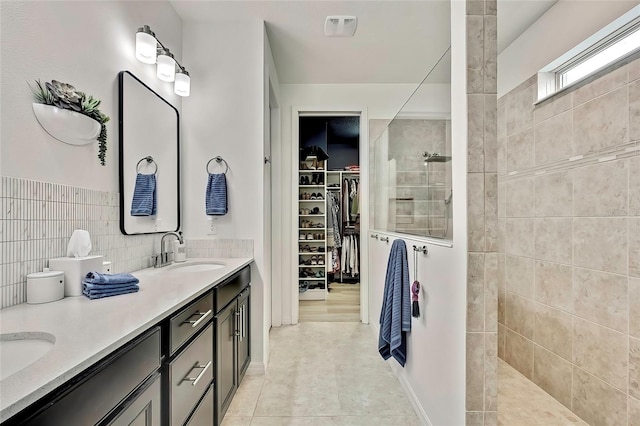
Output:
[{"left": 49, "top": 255, "right": 104, "bottom": 297}]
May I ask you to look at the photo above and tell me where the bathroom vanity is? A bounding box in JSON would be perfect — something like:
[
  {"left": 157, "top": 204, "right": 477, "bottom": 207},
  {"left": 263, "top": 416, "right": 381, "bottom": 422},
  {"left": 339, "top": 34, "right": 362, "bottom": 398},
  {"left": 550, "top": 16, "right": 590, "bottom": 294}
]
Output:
[{"left": 0, "top": 258, "right": 252, "bottom": 426}]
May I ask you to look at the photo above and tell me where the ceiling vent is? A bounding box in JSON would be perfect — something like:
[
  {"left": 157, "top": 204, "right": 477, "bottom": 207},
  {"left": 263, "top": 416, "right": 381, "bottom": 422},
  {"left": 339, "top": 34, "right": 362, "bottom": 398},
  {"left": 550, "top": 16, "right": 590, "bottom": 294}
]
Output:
[{"left": 324, "top": 16, "right": 358, "bottom": 37}]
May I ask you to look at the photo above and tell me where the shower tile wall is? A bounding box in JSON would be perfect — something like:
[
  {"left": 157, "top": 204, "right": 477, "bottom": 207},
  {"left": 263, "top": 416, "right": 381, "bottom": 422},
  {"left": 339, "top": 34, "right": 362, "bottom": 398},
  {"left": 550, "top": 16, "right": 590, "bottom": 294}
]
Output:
[
  {"left": 386, "top": 119, "right": 452, "bottom": 237},
  {"left": 497, "top": 58, "right": 640, "bottom": 426}
]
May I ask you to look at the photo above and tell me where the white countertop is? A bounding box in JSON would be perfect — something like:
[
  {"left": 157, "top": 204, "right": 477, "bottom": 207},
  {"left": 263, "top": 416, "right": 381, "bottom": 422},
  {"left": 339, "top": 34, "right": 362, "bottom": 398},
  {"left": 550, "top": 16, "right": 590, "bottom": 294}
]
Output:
[{"left": 0, "top": 257, "right": 253, "bottom": 422}]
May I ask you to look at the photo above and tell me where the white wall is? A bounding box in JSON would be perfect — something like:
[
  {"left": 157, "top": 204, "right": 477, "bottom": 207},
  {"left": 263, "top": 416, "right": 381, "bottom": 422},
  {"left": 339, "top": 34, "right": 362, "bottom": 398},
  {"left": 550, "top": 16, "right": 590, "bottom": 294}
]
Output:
[
  {"left": 498, "top": 0, "right": 638, "bottom": 96},
  {"left": 181, "top": 19, "right": 269, "bottom": 370},
  {"left": 0, "top": 0, "right": 183, "bottom": 191}
]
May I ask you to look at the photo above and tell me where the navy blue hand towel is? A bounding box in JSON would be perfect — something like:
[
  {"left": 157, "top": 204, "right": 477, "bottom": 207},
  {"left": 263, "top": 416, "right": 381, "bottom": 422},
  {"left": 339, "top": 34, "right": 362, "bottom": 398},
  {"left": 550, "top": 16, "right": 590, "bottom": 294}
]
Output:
[
  {"left": 85, "top": 271, "right": 139, "bottom": 286},
  {"left": 83, "top": 283, "right": 139, "bottom": 300},
  {"left": 131, "top": 173, "right": 157, "bottom": 216},
  {"left": 378, "top": 239, "right": 411, "bottom": 367},
  {"left": 206, "top": 173, "right": 228, "bottom": 215}
]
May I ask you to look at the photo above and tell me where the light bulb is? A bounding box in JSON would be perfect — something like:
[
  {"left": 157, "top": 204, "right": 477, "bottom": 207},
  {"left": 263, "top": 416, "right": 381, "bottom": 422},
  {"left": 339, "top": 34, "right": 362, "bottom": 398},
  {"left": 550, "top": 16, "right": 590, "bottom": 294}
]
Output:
[
  {"left": 157, "top": 49, "right": 176, "bottom": 82},
  {"left": 135, "top": 26, "right": 157, "bottom": 64},
  {"left": 174, "top": 70, "right": 190, "bottom": 97}
]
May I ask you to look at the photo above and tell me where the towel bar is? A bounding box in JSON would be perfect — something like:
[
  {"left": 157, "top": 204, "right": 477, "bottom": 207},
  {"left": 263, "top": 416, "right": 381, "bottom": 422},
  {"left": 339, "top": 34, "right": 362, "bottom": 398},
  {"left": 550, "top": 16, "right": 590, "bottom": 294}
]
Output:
[
  {"left": 136, "top": 156, "right": 158, "bottom": 175},
  {"left": 206, "top": 156, "right": 229, "bottom": 174}
]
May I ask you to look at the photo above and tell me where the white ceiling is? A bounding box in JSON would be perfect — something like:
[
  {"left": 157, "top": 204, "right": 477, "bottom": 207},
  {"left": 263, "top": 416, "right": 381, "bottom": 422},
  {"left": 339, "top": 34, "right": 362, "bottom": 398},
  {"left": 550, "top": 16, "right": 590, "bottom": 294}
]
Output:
[{"left": 171, "top": 0, "right": 557, "bottom": 84}]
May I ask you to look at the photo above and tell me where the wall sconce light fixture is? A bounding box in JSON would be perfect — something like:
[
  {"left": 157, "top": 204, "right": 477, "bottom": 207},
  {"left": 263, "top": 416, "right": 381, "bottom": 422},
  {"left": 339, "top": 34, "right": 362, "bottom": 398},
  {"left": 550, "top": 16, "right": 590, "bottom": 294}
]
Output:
[{"left": 135, "top": 25, "right": 190, "bottom": 97}]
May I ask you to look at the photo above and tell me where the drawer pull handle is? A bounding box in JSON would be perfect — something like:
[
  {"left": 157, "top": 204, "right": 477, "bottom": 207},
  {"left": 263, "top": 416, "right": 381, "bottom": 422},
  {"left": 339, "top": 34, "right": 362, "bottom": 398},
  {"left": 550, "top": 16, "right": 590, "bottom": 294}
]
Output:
[
  {"left": 182, "top": 309, "right": 212, "bottom": 328},
  {"left": 183, "top": 360, "right": 212, "bottom": 387}
]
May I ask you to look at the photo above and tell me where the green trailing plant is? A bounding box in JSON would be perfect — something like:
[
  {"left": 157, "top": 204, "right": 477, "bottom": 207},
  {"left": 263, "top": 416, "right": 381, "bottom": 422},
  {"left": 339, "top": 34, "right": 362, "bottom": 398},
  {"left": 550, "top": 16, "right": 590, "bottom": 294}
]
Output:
[{"left": 29, "top": 79, "right": 110, "bottom": 166}]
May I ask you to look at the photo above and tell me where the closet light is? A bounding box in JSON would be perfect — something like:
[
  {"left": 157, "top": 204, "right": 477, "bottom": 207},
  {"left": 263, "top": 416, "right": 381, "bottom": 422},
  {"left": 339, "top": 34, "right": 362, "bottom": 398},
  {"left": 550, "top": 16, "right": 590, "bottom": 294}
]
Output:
[
  {"left": 156, "top": 49, "right": 176, "bottom": 82},
  {"left": 135, "top": 25, "right": 157, "bottom": 64},
  {"left": 134, "top": 25, "right": 191, "bottom": 96},
  {"left": 174, "top": 69, "right": 190, "bottom": 97}
]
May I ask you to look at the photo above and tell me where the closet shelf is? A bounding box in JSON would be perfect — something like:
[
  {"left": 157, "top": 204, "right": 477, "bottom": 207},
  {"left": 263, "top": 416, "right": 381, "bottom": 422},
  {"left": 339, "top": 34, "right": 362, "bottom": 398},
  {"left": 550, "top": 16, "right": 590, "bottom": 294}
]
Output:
[
  {"left": 299, "top": 185, "right": 324, "bottom": 188},
  {"left": 298, "top": 200, "right": 325, "bottom": 203},
  {"left": 298, "top": 278, "right": 326, "bottom": 281},
  {"left": 299, "top": 214, "right": 325, "bottom": 217},
  {"left": 298, "top": 227, "right": 326, "bottom": 230},
  {"left": 298, "top": 240, "right": 325, "bottom": 243}
]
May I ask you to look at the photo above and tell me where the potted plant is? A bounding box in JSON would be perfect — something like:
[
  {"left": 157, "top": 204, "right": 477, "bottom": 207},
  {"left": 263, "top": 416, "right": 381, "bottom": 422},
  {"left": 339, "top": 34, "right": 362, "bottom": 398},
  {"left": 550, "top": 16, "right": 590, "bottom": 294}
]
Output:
[{"left": 29, "top": 80, "right": 110, "bottom": 166}]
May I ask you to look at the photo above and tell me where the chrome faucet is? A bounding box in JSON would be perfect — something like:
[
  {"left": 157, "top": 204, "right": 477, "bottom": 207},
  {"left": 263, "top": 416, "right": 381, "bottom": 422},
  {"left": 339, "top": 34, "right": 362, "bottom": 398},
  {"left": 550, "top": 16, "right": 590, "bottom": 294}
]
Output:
[{"left": 153, "top": 231, "right": 184, "bottom": 268}]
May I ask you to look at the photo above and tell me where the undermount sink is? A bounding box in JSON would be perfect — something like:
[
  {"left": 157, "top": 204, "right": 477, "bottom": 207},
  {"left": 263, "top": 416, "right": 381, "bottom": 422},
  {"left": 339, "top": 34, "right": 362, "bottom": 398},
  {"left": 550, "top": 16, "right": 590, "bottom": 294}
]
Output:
[
  {"left": 167, "top": 261, "right": 225, "bottom": 273},
  {"left": 0, "top": 332, "right": 55, "bottom": 381}
]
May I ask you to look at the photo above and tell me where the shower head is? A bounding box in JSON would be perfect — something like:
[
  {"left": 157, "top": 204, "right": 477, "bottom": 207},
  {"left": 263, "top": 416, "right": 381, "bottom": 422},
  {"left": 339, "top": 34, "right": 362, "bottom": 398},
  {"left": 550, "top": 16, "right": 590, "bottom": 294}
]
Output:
[{"left": 422, "top": 152, "right": 452, "bottom": 163}]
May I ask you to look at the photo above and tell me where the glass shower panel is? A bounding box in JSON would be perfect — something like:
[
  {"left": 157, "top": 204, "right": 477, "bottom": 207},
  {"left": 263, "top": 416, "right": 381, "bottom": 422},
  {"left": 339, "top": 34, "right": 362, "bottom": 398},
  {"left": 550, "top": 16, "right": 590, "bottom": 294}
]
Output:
[{"left": 369, "top": 49, "right": 452, "bottom": 240}]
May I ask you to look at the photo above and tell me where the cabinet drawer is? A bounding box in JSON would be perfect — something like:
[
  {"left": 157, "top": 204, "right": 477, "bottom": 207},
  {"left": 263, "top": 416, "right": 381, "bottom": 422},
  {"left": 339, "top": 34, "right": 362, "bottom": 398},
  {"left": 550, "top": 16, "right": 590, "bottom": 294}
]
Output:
[
  {"left": 170, "top": 323, "right": 213, "bottom": 426},
  {"left": 104, "top": 373, "right": 161, "bottom": 426},
  {"left": 215, "top": 266, "right": 250, "bottom": 312},
  {"left": 24, "top": 327, "right": 161, "bottom": 426},
  {"left": 186, "top": 384, "right": 214, "bottom": 425},
  {"left": 170, "top": 292, "right": 213, "bottom": 355}
]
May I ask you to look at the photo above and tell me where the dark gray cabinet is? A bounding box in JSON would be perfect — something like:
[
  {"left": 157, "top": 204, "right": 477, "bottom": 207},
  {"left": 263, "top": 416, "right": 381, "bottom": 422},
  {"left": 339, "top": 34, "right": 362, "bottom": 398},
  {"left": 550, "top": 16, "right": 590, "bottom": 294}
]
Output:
[
  {"left": 105, "top": 373, "right": 161, "bottom": 426},
  {"left": 237, "top": 288, "right": 250, "bottom": 383}
]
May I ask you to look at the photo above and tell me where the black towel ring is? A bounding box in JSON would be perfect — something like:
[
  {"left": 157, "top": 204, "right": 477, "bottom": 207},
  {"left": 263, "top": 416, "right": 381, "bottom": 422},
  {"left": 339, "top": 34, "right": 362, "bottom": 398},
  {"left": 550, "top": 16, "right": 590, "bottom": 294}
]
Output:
[
  {"left": 206, "top": 156, "right": 229, "bottom": 174},
  {"left": 136, "top": 156, "right": 158, "bottom": 175}
]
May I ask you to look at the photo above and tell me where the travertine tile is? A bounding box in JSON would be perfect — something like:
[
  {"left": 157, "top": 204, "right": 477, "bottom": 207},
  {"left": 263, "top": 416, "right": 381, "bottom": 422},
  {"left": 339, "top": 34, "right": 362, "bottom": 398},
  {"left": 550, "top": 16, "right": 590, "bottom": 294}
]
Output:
[
  {"left": 535, "top": 304, "right": 573, "bottom": 361},
  {"left": 484, "top": 17, "right": 497, "bottom": 95},
  {"left": 535, "top": 171, "right": 573, "bottom": 217},
  {"left": 534, "top": 111, "right": 573, "bottom": 165},
  {"left": 631, "top": 156, "right": 640, "bottom": 215},
  {"left": 506, "top": 255, "right": 534, "bottom": 299},
  {"left": 534, "top": 218, "right": 572, "bottom": 264},
  {"left": 534, "top": 92, "right": 573, "bottom": 123},
  {"left": 631, "top": 337, "right": 640, "bottom": 399},
  {"left": 497, "top": 182, "right": 506, "bottom": 219},
  {"left": 466, "top": 412, "right": 484, "bottom": 425},
  {"left": 469, "top": 94, "right": 486, "bottom": 172},
  {"left": 506, "top": 129, "right": 535, "bottom": 173},
  {"left": 535, "top": 261, "right": 573, "bottom": 312},
  {"left": 485, "top": 333, "right": 498, "bottom": 411},
  {"left": 572, "top": 366, "right": 628, "bottom": 426},
  {"left": 505, "top": 218, "right": 534, "bottom": 258},
  {"left": 498, "top": 287, "right": 505, "bottom": 326},
  {"left": 505, "top": 178, "right": 534, "bottom": 218},
  {"left": 504, "top": 328, "right": 533, "bottom": 379},
  {"left": 629, "top": 80, "right": 640, "bottom": 142},
  {"left": 505, "top": 292, "right": 534, "bottom": 339},
  {"left": 630, "top": 56, "right": 640, "bottom": 81},
  {"left": 468, "top": 253, "right": 486, "bottom": 332},
  {"left": 484, "top": 411, "right": 497, "bottom": 426},
  {"left": 573, "top": 64, "right": 627, "bottom": 106},
  {"left": 469, "top": 173, "right": 486, "bottom": 251},
  {"left": 630, "top": 395, "right": 640, "bottom": 426},
  {"left": 485, "top": 174, "right": 499, "bottom": 251},
  {"left": 497, "top": 137, "right": 506, "bottom": 176},
  {"left": 221, "top": 417, "right": 253, "bottom": 426},
  {"left": 225, "top": 375, "right": 265, "bottom": 416},
  {"left": 573, "top": 160, "right": 628, "bottom": 217},
  {"left": 574, "top": 218, "right": 628, "bottom": 274},
  {"left": 532, "top": 345, "right": 573, "bottom": 408},
  {"left": 466, "top": 0, "right": 484, "bottom": 15},
  {"left": 573, "top": 318, "right": 628, "bottom": 390},
  {"left": 497, "top": 98, "right": 506, "bottom": 140},
  {"left": 485, "top": 253, "right": 499, "bottom": 332},
  {"left": 632, "top": 277, "right": 640, "bottom": 339},
  {"left": 498, "top": 323, "right": 505, "bottom": 359},
  {"left": 506, "top": 83, "right": 535, "bottom": 137},
  {"left": 573, "top": 87, "right": 628, "bottom": 154},
  {"left": 467, "top": 332, "right": 485, "bottom": 411},
  {"left": 631, "top": 217, "right": 640, "bottom": 277},
  {"left": 467, "top": 16, "right": 484, "bottom": 94},
  {"left": 573, "top": 268, "right": 628, "bottom": 333},
  {"left": 485, "top": 96, "right": 498, "bottom": 173}
]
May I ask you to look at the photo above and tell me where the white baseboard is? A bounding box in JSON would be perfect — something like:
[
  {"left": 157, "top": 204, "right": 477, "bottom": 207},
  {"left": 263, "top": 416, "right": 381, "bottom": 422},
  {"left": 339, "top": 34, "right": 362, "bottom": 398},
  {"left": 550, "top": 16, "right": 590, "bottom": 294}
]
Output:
[
  {"left": 246, "top": 361, "right": 266, "bottom": 375},
  {"left": 369, "top": 323, "right": 432, "bottom": 426}
]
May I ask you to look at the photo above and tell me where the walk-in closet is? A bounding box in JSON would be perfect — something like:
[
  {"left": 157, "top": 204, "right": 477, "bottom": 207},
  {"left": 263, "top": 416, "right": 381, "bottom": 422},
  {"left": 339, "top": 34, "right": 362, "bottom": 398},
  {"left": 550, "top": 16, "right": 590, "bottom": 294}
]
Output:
[{"left": 297, "top": 115, "right": 361, "bottom": 321}]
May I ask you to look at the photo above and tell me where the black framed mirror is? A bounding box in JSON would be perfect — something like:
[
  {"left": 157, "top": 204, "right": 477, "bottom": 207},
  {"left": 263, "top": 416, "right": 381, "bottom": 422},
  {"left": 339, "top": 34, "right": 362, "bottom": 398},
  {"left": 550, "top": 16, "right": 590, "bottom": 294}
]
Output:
[{"left": 118, "top": 71, "right": 180, "bottom": 235}]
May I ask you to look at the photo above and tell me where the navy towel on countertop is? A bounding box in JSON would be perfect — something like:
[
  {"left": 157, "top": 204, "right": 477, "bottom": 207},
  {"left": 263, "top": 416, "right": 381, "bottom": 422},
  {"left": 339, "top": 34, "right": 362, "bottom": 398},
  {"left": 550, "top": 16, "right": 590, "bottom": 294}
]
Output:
[
  {"left": 82, "top": 282, "right": 139, "bottom": 300},
  {"left": 131, "top": 173, "right": 157, "bottom": 216},
  {"left": 378, "top": 239, "right": 411, "bottom": 367},
  {"left": 85, "top": 271, "right": 139, "bottom": 286},
  {"left": 206, "top": 173, "right": 228, "bottom": 215}
]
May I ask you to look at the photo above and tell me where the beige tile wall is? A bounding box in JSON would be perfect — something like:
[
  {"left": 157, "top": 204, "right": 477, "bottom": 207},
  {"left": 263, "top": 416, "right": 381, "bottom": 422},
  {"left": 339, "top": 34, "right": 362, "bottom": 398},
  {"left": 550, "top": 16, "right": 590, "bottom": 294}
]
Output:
[
  {"left": 466, "top": 0, "right": 498, "bottom": 424},
  {"left": 497, "top": 58, "right": 640, "bottom": 425}
]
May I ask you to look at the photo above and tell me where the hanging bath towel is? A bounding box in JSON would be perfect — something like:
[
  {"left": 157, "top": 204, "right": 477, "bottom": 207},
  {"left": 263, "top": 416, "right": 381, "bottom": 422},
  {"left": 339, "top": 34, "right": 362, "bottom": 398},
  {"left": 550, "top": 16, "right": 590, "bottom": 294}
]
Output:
[
  {"left": 131, "top": 173, "right": 157, "bottom": 216},
  {"left": 206, "top": 173, "right": 228, "bottom": 215},
  {"left": 378, "top": 239, "right": 411, "bottom": 367}
]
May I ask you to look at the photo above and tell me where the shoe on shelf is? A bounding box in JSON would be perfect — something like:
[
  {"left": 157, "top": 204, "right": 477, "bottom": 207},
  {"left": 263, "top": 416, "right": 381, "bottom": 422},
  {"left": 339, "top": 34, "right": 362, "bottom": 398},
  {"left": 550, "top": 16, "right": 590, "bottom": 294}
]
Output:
[
  {"left": 318, "top": 255, "right": 325, "bottom": 265},
  {"left": 299, "top": 281, "right": 309, "bottom": 293},
  {"left": 300, "top": 163, "right": 309, "bottom": 170},
  {"left": 310, "top": 193, "right": 317, "bottom": 200},
  {"left": 311, "top": 255, "right": 318, "bottom": 265}
]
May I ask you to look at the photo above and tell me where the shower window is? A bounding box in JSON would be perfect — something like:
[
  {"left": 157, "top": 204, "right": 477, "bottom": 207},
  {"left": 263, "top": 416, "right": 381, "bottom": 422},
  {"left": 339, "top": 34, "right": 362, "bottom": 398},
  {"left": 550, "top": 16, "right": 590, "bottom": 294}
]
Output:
[{"left": 369, "top": 49, "right": 452, "bottom": 240}]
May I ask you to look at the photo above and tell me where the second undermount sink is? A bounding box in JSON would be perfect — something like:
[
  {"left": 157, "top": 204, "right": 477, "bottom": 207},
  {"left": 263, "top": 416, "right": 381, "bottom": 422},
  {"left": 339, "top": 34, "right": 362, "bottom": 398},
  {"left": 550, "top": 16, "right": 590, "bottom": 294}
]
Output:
[
  {"left": 0, "top": 332, "right": 55, "bottom": 381},
  {"left": 167, "top": 261, "right": 225, "bottom": 273}
]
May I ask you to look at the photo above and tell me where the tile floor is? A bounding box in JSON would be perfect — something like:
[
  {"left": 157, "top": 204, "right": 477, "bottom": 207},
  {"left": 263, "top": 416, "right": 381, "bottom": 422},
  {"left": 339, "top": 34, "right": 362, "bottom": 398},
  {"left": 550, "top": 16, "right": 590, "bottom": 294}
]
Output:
[
  {"left": 221, "top": 322, "right": 420, "bottom": 425},
  {"left": 498, "top": 359, "right": 587, "bottom": 426}
]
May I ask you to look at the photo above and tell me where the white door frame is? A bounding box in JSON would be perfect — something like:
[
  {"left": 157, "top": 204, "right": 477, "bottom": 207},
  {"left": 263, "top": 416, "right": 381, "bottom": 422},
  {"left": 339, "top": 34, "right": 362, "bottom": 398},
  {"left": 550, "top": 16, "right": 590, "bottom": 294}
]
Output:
[{"left": 291, "top": 106, "right": 370, "bottom": 325}]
